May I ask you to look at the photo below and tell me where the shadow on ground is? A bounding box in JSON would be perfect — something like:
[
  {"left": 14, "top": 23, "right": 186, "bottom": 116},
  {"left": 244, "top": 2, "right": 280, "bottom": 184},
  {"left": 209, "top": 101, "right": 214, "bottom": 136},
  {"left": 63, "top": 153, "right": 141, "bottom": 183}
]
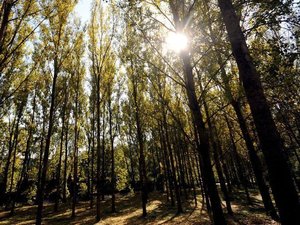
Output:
[{"left": 0, "top": 189, "right": 279, "bottom": 225}]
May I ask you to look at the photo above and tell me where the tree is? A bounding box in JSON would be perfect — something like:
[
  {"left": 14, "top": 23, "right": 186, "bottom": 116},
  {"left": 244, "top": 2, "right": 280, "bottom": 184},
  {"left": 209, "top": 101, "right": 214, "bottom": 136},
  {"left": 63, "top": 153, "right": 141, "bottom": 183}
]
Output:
[
  {"left": 35, "top": 1, "right": 78, "bottom": 224},
  {"left": 217, "top": 0, "right": 300, "bottom": 224},
  {"left": 88, "top": 0, "right": 115, "bottom": 219}
]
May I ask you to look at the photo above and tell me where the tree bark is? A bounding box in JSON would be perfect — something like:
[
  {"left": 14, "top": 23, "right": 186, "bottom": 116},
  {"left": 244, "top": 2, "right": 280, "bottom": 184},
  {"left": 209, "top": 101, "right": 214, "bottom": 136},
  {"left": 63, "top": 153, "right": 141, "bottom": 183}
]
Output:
[{"left": 0, "top": 0, "right": 14, "bottom": 53}]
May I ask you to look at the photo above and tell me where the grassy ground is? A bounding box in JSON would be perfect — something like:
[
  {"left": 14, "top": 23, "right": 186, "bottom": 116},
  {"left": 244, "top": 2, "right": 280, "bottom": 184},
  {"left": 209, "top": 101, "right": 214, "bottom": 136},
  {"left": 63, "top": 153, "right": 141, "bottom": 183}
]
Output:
[{"left": 0, "top": 189, "right": 279, "bottom": 225}]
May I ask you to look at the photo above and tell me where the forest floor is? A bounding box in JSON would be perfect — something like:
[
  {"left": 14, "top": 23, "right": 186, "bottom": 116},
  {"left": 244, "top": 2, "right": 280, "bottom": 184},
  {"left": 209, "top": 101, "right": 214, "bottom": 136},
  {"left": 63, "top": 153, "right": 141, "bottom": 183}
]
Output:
[{"left": 0, "top": 189, "right": 279, "bottom": 225}]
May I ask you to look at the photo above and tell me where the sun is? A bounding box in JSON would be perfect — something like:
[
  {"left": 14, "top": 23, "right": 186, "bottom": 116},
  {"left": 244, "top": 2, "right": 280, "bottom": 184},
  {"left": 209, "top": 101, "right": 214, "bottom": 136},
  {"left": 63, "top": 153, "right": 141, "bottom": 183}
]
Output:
[{"left": 165, "top": 32, "right": 188, "bottom": 53}]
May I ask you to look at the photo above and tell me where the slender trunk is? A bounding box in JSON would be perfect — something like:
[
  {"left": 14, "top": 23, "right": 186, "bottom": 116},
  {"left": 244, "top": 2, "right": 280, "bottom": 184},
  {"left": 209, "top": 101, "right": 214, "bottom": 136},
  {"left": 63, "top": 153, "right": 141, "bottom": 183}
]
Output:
[
  {"left": 128, "top": 137, "right": 136, "bottom": 189},
  {"left": 7, "top": 134, "right": 19, "bottom": 209},
  {"left": 96, "top": 76, "right": 101, "bottom": 221},
  {"left": 165, "top": 124, "right": 182, "bottom": 214},
  {"left": 225, "top": 115, "right": 251, "bottom": 204},
  {"left": 174, "top": 133, "right": 187, "bottom": 200},
  {"left": 54, "top": 86, "right": 67, "bottom": 212},
  {"left": 36, "top": 59, "right": 59, "bottom": 225},
  {"left": 71, "top": 123, "right": 78, "bottom": 217},
  {"left": 101, "top": 113, "right": 105, "bottom": 201},
  {"left": 193, "top": 122, "right": 209, "bottom": 210},
  {"left": 72, "top": 75, "right": 79, "bottom": 218},
  {"left": 159, "top": 124, "right": 174, "bottom": 205},
  {"left": 127, "top": 122, "right": 136, "bottom": 189},
  {"left": 109, "top": 92, "right": 116, "bottom": 213},
  {"left": 87, "top": 132, "right": 91, "bottom": 206},
  {"left": 197, "top": 62, "right": 234, "bottom": 212},
  {"left": 6, "top": 101, "right": 26, "bottom": 210},
  {"left": 90, "top": 107, "right": 95, "bottom": 208},
  {"left": 186, "top": 147, "right": 198, "bottom": 206},
  {"left": 132, "top": 74, "right": 147, "bottom": 217},
  {"left": 203, "top": 99, "right": 233, "bottom": 215},
  {"left": 1, "top": 110, "right": 18, "bottom": 199},
  {"left": 62, "top": 117, "right": 69, "bottom": 202},
  {"left": 11, "top": 91, "right": 37, "bottom": 214},
  {"left": 36, "top": 112, "right": 46, "bottom": 204},
  {"left": 0, "top": 145, "right": 5, "bottom": 173}
]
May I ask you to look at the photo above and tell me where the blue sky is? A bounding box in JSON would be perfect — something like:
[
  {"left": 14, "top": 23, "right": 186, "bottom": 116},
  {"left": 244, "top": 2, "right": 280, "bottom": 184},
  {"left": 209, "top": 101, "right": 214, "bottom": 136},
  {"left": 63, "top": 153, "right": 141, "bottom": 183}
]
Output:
[{"left": 75, "top": 0, "right": 93, "bottom": 23}]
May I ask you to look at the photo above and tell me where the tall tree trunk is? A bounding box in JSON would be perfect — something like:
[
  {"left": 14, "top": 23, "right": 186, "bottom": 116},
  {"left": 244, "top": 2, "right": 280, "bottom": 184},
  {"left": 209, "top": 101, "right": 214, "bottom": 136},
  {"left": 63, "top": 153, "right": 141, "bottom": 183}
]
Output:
[
  {"left": 11, "top": 91, "right": 36, "bottom": 214},
  {"left": 101, "top": 113, "right": 105, "bottom": 201},
  {"left": 62, "top": 116, "right": 69, "bottom": 203},
  {"left": 72, "top": 74, "right": 79, "bottom": 218},
  {"left": 36, "top": 109, "right": 46, "bottom": 205},
  {"left": 1, "top": 108, "right": 18, "bottom": 200},
  {"left": 54, "top": 84, "right": 67, "bottom": 212},
  {"left": 36, "top": 58, "right": 59, "bottom": 225},
  {"left": 164, "top": 123, "right": 182, "bottom": 214},
  {"left": 87, "top": 133, "right": 91, "bottom": 202},
  {"left": 7, "top": 131, "right": 19, "bottom": 209},
  {"left": 192, "top": 121, "right": 211, "bottom": 213},
  {"left": 203, "top": 98, "right": 233, "bottom": 215},
  {"left": 132, "top": 74, "right": 148, "bottom": 217},
  {"left": 108, "top": 91, "right": 116, "bottom": 213},
  {"left": 127, "top": 128, "right": 136, "bottom": 190},
  {"left": 159, "top": 124, "right": 174, "bottom": 205},
  {"left": 71, "top": 118, "right": 78, "bottom": 217},
  {"left": 90, "top": 106, "right": 95, "bottom": 208},
  {"left": 96, "top": 75, "right": 101, "bottom": 221},
  {"left": 186, "top": 146, "right": 198, "bottom": 206},
  {"left": 218, "top": 1, "right": 300, "bottom": 224},
  {"left": 225, "top": 115, "right": 252, "bottom": 204},
  {"left": 180, "top": 50, "right": 226, "bottom": 225},
  {"left": 0, "top": 0, "right": 14, "bottom": 53},
  {"left": 5, "top": 100, "right": 26, "bottom": 209}
]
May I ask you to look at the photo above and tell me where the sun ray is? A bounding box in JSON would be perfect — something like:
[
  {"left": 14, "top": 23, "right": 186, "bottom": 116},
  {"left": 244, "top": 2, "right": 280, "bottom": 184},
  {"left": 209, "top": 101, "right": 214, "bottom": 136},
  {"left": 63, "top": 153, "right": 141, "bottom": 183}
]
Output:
[{"left": 165, "top": 32, "right": 188, "bottom": 53}]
